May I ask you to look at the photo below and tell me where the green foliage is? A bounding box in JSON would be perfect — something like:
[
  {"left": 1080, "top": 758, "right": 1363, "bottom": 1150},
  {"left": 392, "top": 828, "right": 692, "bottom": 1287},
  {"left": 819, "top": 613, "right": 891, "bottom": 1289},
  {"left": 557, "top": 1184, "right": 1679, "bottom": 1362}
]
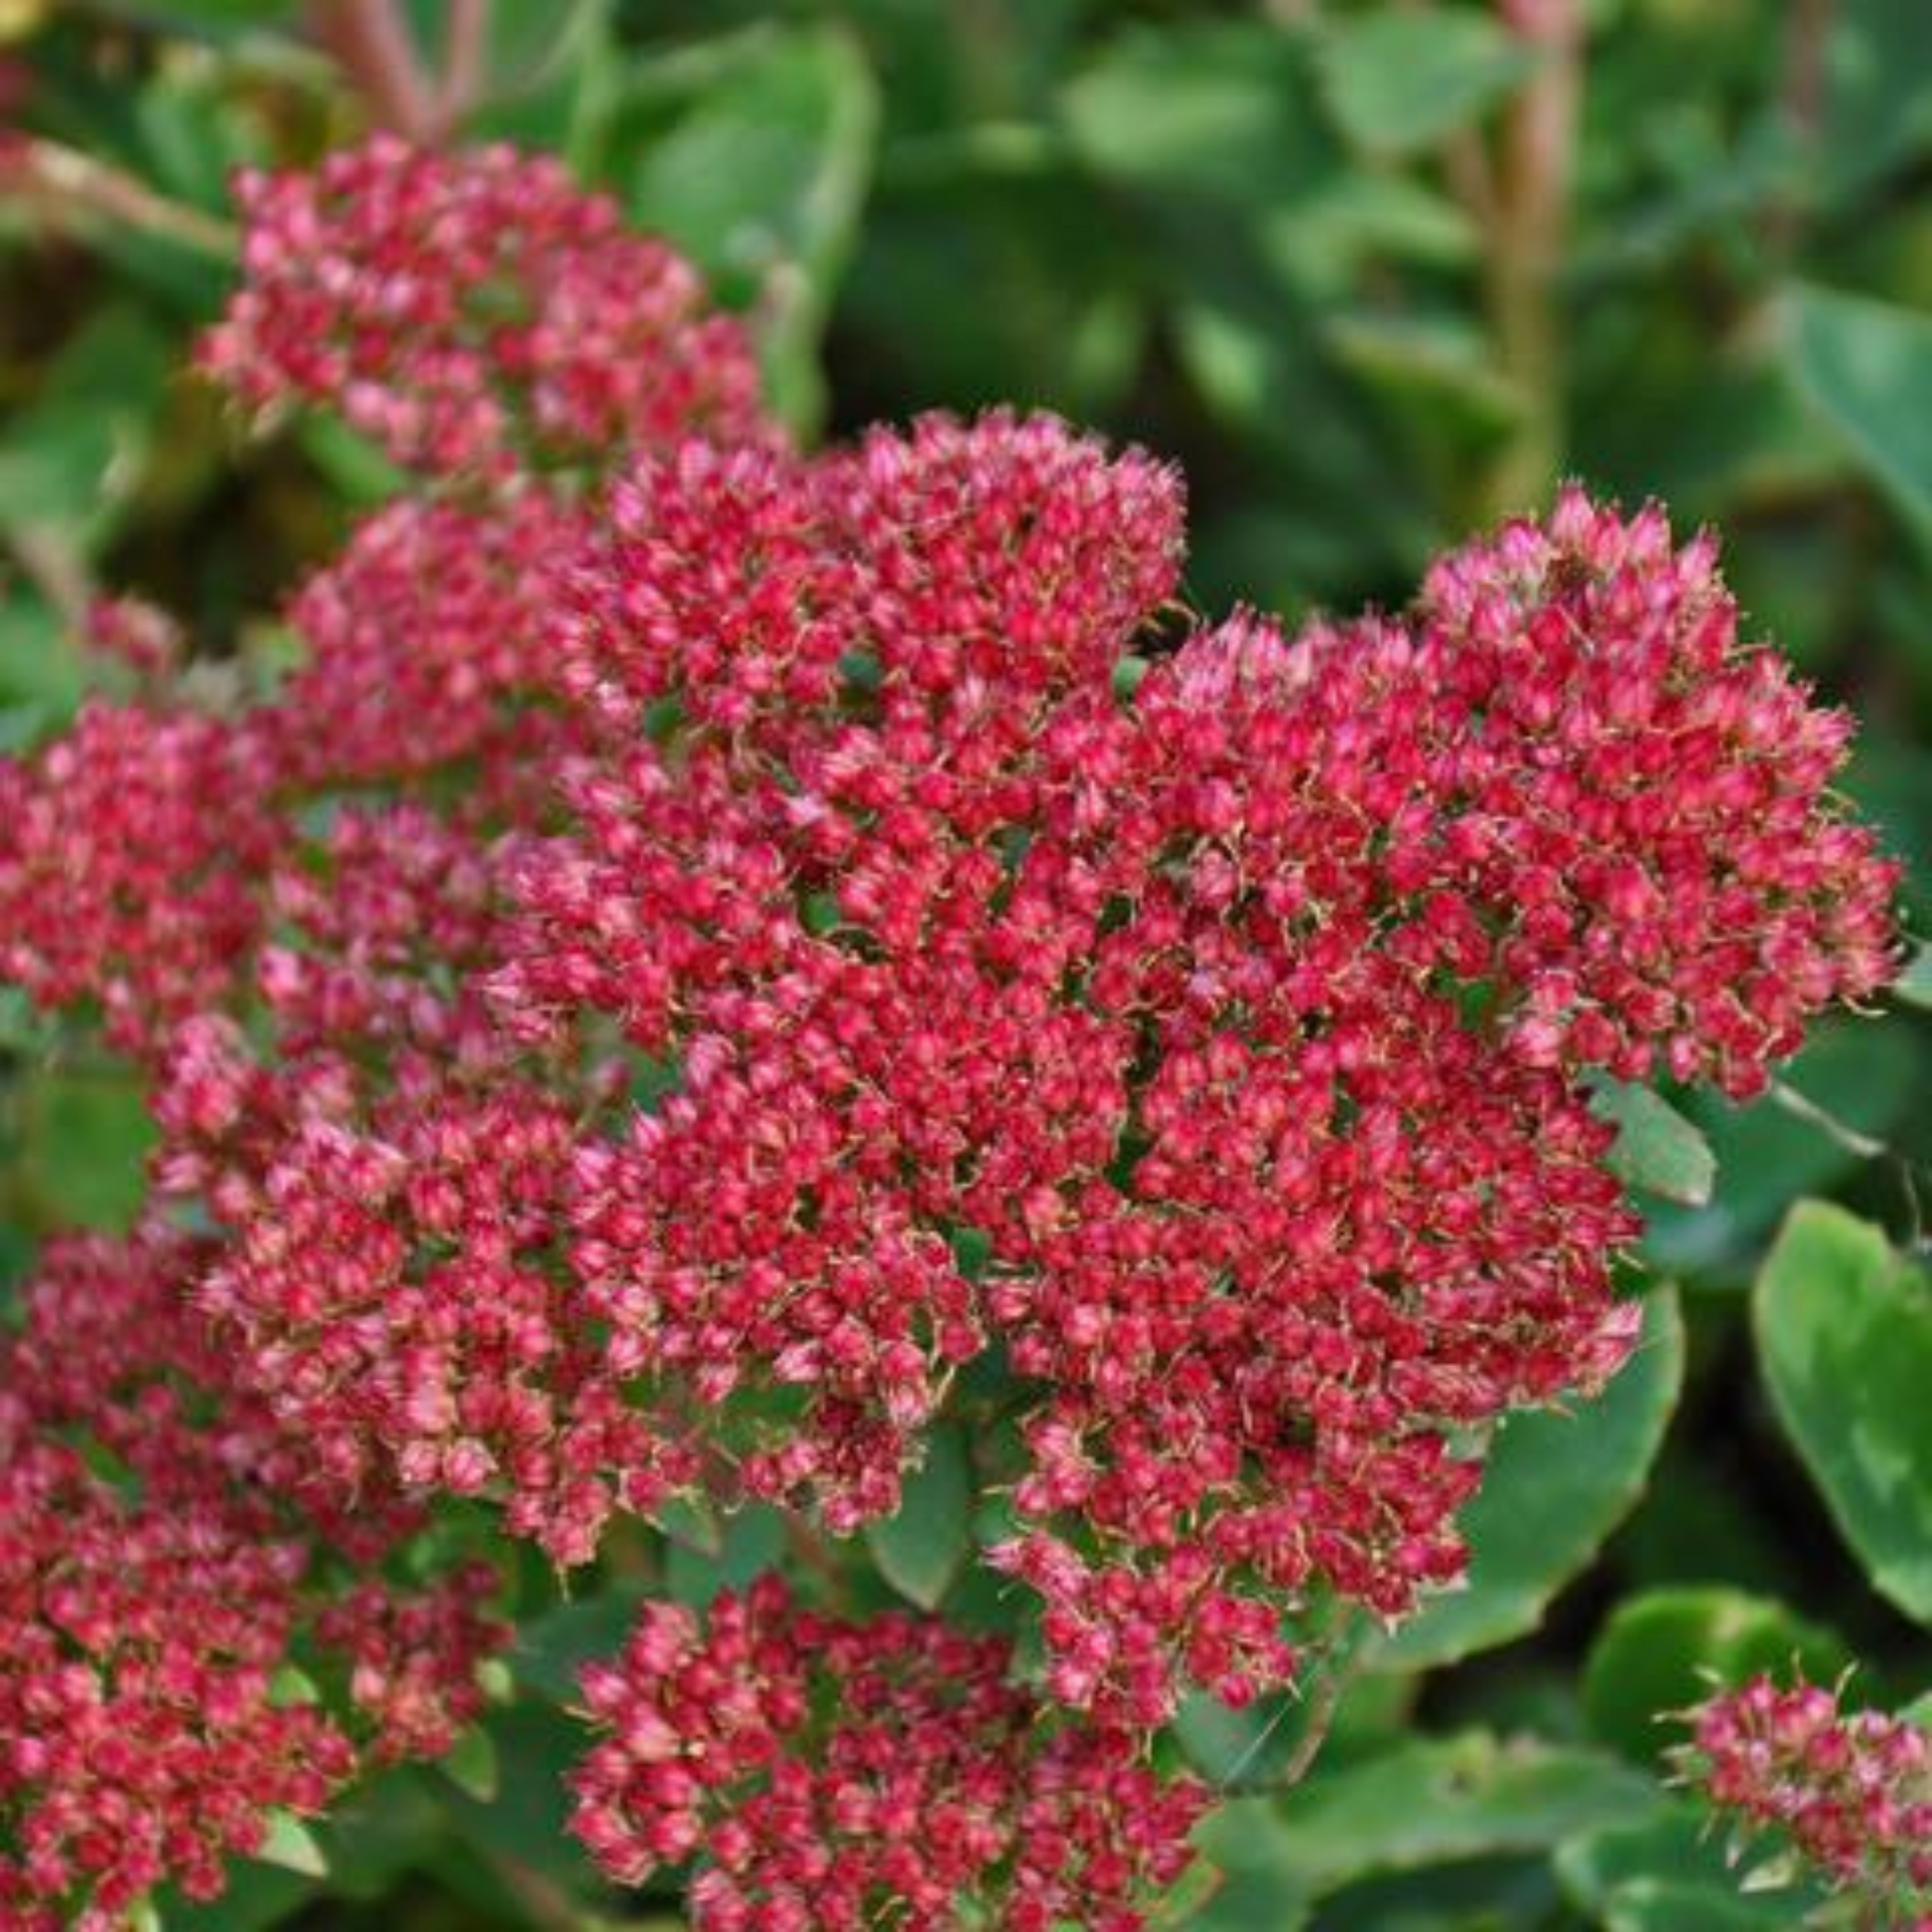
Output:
[
  {"left": 1753, "top": 1201, "right": 1932, "bottom": 1625},
  {"left": 865, "top": 1420, "right": 974, "bottom": 1609},
  {"left": 1581, "top": 1588, "right": 1848, "bottom": 1762}
]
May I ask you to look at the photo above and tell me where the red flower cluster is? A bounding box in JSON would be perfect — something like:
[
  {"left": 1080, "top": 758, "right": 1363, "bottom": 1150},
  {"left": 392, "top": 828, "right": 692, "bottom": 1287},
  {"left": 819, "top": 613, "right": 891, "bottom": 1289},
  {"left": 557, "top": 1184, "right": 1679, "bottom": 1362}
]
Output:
[
  {"left": 0, "top": 703, "right": 281, "bottom": 1055},
  {"left": 205, "top": 134, "right": 763, "bottom": 476},
  {"left": 1676, "top": 1675, "right": 1932, "bottom": 1919},
  {"left": 0, "top": 1228, "right": 504, "bottom": 1928},
  {"left": 571, "top": 1577, "right": 1206, "bottom": 1930},
  {"left": 0, "top": 136, "right": 1901, "bottom": 1921}
]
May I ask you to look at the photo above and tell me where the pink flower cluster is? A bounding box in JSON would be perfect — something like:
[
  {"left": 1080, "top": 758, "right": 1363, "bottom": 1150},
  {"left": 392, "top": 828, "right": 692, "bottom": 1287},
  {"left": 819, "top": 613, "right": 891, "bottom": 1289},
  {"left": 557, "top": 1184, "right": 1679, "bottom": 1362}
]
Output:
[
  {"left": 0, "top": 136, "right": 1901, "bottom": 1921},
  {"left": 1677, "top": 1675, "right": 1932, "bottom": 1921},
  {"left": 205, "top": 134, "right": 763, "bottom": 476},
  {"left": 571, "top": 1577, "right": 1206, "bottom": 1930},
  {"left": 0, "top": 1228, "right": 503, "bottom": 1928}
]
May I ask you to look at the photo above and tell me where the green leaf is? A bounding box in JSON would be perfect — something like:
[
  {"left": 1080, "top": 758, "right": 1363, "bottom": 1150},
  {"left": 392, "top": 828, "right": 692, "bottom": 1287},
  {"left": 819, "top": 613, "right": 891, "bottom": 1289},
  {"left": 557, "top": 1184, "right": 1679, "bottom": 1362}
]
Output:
[
  {"left": 1317, "top": 10, "right": 1538, "bottom": 157},
  {"left": 1557, "top": 1803, "right": 1825, "bottom": 1928},
  {"left": 266, "top": 1665, "right": 320, "bottom": 1709},
  {"left": 1582, "top": 1588, "right": 1848, "bottom": 1762},
  {"left": 1816, "top": 0, "right": 1932, "bottom": 202},
  {"left": 19, "top": 1071, "right": 157, "bottom": 1232},
  {"left": 622, "top": 25, "right": 879, "bottom": 436},
  {"left": 512, "top": 1580, "right": 649, "bottom": 1705},
  {"left": 1894, "top": 939, "right": 1932, "bottom": 1009},
  {"left": 1377, "top": 1287, "right": 1686, "bottom": 1670},
  {"left": 866, "top": 1422, "right": 972, "bottom": 1609},
  {"left": 1753, "top": 1202, "right": 1932, "bottom": 1624},
  {"left": 1783, "top": 284, "right": 1932, "bottom": 545},
  {"left": 0, "top": 306, "right": 172, "bottom": 556},
  {"left": 1200, "top": 1733, "right": 1659, "bottom": 1907},
  {"left": 1061, "top": 22, "right": 1332, "bottom": 205},
  {"left": 438, "top": 1725, "right": 500, "bottom": 1803},
  {"left": 1641, "top": 1019, "right": 1917, "bottom": 1277},
  {"left": 666, "top": 1501, "right": 787, "bottom": 1608},
  {"left": 253, "top": 1812, "right": 327, "bottom": 1879},
  {"left": 1592, "top": 1081, "right": 1718, "bottom": 1207}
]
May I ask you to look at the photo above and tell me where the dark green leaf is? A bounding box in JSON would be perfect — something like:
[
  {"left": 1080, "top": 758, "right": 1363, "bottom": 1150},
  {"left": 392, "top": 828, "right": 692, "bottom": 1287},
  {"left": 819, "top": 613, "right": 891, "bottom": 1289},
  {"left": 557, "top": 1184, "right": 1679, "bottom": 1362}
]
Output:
[
  {"left": 1582, "top": 1587, "right": 1847, "bottom": 1762},
  {"left": 1061, "top": 22, "right": 1330, "bottom": 205},
  {"left": 1557, "top": 1803, "right": 1824, "bottom": 1928},
  {"left": 1317, "top": 11, "right": 1537, "bottom": 157},
  {"left": 438, "top": 1725, "right": 500, "bottom": 1804},
  {"left": 865, "top": 1422, "right": 972, "bottom": 1609},
  {"left": 1199, "top": 1732, "right": 1658, "bottom": 1906},
  {"left": 19, "top": 1072, "right": 156, "bottom": 1232},
  {"left": 623, "top": 25, "right": 879, "bottom": 434},
  {"left": 512, "top": 1580, "right": 649, "bottom": 1705},
  {"left": 1784, "top": 284, "right": 1932, "bottom": 545},
  {"left": 1753, "top": 1202, "right": 1932, "bottom": 1624}
]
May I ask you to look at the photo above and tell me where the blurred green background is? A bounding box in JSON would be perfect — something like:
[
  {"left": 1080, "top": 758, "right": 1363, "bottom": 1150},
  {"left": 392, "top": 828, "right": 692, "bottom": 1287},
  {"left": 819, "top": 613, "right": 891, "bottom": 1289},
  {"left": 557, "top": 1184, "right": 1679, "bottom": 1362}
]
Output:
[{"left": 3, "top": 3, "right": 1931, "bottom": 1927}]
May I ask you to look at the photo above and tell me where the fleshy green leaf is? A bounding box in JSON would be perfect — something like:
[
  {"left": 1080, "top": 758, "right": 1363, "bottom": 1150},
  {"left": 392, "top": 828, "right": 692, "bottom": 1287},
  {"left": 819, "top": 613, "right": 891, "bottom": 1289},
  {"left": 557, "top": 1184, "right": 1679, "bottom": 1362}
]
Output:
[
  {"left": 1592, "top": 1081, "right": 1718, "bottom": 1207},
  {"left": 1557, "top": 1803, "right": 1826, "bottom": 1928},
  {"left": 1582, "top": 1587, "right": 1847, "bottom": 1762},
  {"left": 1316, "top": 10, "right": 1538, "bottom": 157},
  {"left": 19, "top": 1072, "right": 157, "bottom": 1233},
  {"left": 1199, "top": 1733, "right": 1658, "bottom": 1908},
  {"left": 438, "top": 1725, "right": 500, "bottom": 1804},
  {"left": 253, "top": 1813, "right": 327, "bottom": 1879},
  {"left": 1377, "top": 1287, "right": 1685, "bottom": 1670},
  {"left": 266, "top": 1665, "right": 320, "bottom": 1709},
  {"left": 1753, "top": 1202, "right": 1932, "bottom": 1624},
  {"left": 1784, "top": 284, "right": 1932, "bottom": 545},
  {"left": 1894, "top": 939, "right": 1932, "bottom": 1009},
  {"left": 512, "top": 1581, "right": 649, "bottom": 1705},
  {"left": 866, "top": 1422, "right": 972, "bottom": 1609},
  {"left": 1061, "top": 22, "right": 1332, "bottom": 205},
  {"left": 622, "top": 24, "right": 879, "bottom": 435}
]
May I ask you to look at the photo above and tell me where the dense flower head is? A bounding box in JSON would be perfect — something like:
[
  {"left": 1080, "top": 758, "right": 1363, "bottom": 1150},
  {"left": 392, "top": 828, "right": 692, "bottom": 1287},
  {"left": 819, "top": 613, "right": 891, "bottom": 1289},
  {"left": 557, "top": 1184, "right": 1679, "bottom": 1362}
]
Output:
[
  {"left": 0, "top": 1419, "right": 354, "bottom": 1930},
  {"left": 0, "top": 137, "right": 1905, "bottom": 1924},
  {"left": 267, "top": 490, "right": 590, "bottom": 784},
  {"left": 0, "top": 1228, "right": 507, "bottom": 1926},
  {"left": 569, "top": 1577, "right": 1207, "bottom": 1929},
  {"left": 204, "top": 134, "right": 764, "bottom": 477},
  {"left": 0, "top": 700, "right": 282, "bottom": 1055},
  {"left": 1675, "top": 1674, "right": 1932, "bottom": 1921},
  {"left": 1416, "top": 488, "right": 1898, "bottom": 1097}
]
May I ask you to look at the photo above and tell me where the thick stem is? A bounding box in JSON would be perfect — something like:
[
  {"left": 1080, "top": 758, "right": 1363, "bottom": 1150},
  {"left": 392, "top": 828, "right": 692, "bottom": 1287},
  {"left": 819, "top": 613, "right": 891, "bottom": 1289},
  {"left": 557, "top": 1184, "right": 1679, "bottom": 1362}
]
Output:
[
  {"left": 436, "top": 0, "right": 491, "bottom": 134},
  {"left": 308, "top": 0, "right": 440, "bottom": 142},
  {"left": 1480, "top": 0, "right": 1585, "bottom": 520},
  {"left": 2, "top": 136, "right": 237, "bottom": 255}
]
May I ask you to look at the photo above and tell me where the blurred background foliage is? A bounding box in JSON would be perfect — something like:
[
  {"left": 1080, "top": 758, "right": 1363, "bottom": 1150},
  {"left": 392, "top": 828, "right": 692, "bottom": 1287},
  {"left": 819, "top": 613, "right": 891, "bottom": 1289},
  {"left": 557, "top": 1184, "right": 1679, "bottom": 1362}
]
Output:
[{"left": 3, "top": 2, "right": 1932, "bottom": 1927}]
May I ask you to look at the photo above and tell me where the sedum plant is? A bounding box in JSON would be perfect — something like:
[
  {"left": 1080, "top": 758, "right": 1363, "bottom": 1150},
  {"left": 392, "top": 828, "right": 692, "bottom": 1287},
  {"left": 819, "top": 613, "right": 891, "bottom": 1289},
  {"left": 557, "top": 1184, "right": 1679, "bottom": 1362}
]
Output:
[{"left": 0, "top": 137, "right": 1914, "bottom": 1930}]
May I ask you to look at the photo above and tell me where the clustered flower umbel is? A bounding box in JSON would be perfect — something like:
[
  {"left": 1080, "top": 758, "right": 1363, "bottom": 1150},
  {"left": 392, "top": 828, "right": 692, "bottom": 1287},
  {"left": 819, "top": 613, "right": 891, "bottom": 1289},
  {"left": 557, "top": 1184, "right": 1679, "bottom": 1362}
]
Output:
[
  {"left": 0, "top": 136, "right": 1899, "bottom": 1924},
  {"left": 573, "top": 1577, "right": 1205, "bottom": 1930},
  {"left": 0, "top": 1227, "right": 502, "bottom": 1929},
  {"left": 1674, "top": 1675, "right": 1932, "bottom": 1925}
]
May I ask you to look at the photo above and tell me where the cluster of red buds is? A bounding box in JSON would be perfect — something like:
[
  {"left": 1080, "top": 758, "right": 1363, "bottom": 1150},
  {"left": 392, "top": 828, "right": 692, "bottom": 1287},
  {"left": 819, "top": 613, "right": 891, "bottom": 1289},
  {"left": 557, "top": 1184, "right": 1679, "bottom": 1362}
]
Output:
[
  {"left": 1674, "top": 1674, "right": 1932, "bottom": 1920},
  {"left": 0, "top": 1228, "right": 502, "bottom": 1928},
  {"left": 0, "top": 136, "right": 1900, "bottom": 1923},
  {"left": 572, "top": 1577, "right": 1206, "bottom": 1930}
]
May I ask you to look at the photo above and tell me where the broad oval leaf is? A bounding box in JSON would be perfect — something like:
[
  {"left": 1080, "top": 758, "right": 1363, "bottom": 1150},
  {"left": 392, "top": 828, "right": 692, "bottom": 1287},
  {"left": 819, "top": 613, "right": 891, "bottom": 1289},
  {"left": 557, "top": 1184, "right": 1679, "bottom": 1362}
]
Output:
[
  {"left": 1316, "top": 10, "right": 1538, "bottom": 157},
  {"left": 865, "top": 1422, "right": 972, "bottom": 1610},
  {"left": 1784, "top": 284, "right": 1932, "bottom": 545},
  {"left": 1581, "top": 1587, "right": 1847, "bottom": 1762},
  {"left": 1753, "top": 1201, "right": 1932, "bottom": 1624},
  {"left": 1592, "top": 1080, "right": 1718, "bottom": 1207}
]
